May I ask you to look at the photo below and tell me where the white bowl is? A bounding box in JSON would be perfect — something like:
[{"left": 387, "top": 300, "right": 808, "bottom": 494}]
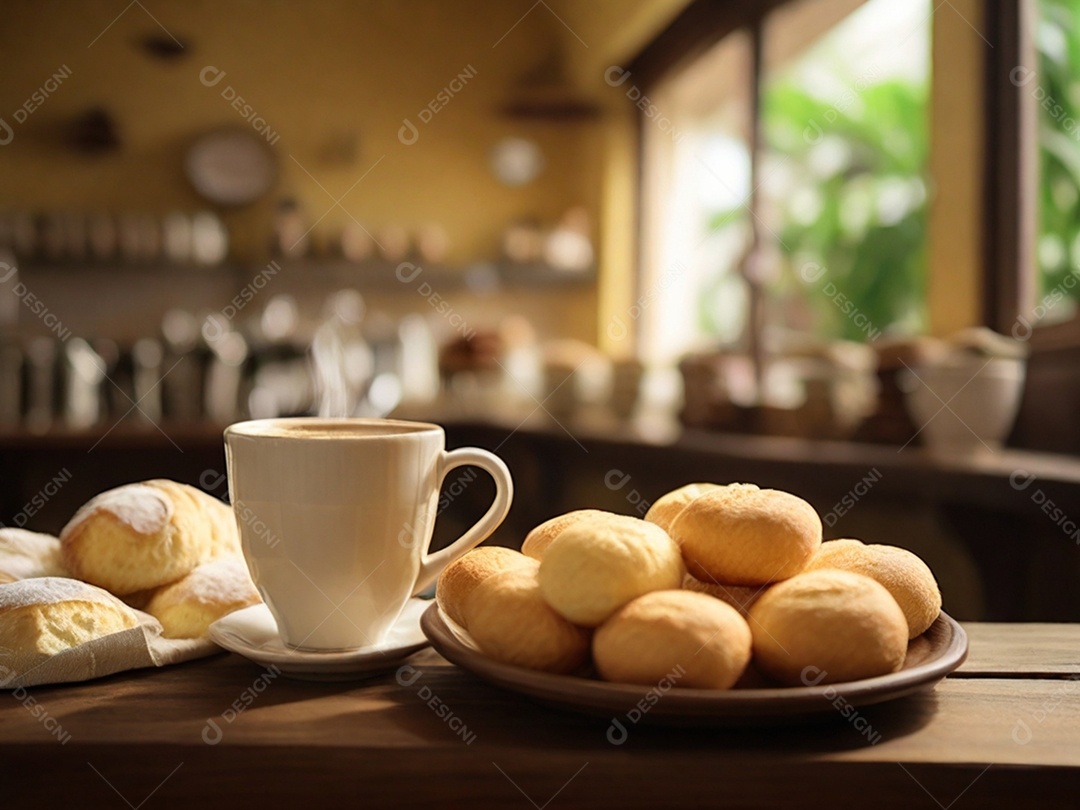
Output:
[{"left": 902, "top": 356, "right": 1026, "bottom": 454}]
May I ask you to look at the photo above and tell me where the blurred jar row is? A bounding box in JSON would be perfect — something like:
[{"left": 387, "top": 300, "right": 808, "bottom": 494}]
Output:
[
  {"left": 0, "top": 289, "right": 445, "bottom": 434},
  {"left": 0, "top": 210, "right": 230, "bottom": 267},
  {"left": 677, "top": 328, "right": 1027, "bottom": 451},
  {"left": 0, "top": 293, "right": 674, "bottom": 436}
]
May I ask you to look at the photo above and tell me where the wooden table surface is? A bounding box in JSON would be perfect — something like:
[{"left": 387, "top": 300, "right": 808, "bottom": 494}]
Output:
[{"left": 2, "top": 623, "right": 1078, "bottom": 809}]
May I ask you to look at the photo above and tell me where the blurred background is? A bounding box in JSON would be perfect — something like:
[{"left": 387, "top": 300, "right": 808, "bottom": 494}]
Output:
[{"left": 1, "top": 0, "right": 1078, "bottom": 621}]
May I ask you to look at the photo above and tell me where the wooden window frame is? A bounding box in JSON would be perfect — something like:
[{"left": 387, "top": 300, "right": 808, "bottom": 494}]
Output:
[
  {"left": 983, "top": 0, "right": 1037, "bottom": 335},
  {"left": 626, "top": 0, "right": 785, "bottom": 381},
  {"left": 984, "top": 0, "right": 1080, "bottom": 351},
  {"left": 627, "top": 1, "right": 786, "bottom": 89},
  {"left": 985, "top": 0, "right": 1080, "bottom": 452}
]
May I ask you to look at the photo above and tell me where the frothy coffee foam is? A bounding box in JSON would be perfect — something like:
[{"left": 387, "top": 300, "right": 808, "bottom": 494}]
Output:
[{"left": 240, "top": 421, "right": 433, "bottom": 439}]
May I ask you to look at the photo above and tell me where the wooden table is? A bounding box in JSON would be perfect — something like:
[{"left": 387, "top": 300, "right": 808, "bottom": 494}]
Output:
[{"left": 2, "top": 623, "right": 1078, "bottom": 808}]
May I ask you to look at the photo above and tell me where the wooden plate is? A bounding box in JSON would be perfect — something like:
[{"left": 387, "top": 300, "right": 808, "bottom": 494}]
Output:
[{"left": 420, "top": 604, "right": 968, "bottom": 726}]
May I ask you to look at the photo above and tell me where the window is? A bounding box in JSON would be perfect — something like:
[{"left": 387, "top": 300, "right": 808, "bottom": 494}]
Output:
[
  {"left": 1033, "top": 0, "right": 1080, "bottom": 325},
  {"left": 986, "top": 0, "right": 1080, "bottom": 342},
  {"left": 638, "top": 30, "right": 754, "bottom": 363},
  {"left": 636, "top": 0, "right": 931, "bottom": 365},
  {"left": 984, "top": 0, "right": 1080, "bottom": 452}
]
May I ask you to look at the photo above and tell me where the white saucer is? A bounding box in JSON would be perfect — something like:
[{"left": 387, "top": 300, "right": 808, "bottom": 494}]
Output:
[{"left": 208, "top": 598, "right": 431, "bottom": 681}]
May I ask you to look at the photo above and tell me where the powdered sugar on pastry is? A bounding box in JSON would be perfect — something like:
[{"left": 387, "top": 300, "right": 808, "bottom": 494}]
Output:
[
  {"left": 144, "top": 555, "right": 261, "bottom": 638},
  {"left": 177, "top": 557, "right": 257, "bottom": 606},
  {"left": 0, "top": 529, "right": 66, "bottom": 579},
  {"left": 0, "top": 576, "right": 134, "bottom": 613},
  {"left": 63, "top": 484, "right": 173, "bottom": 538},
  {"left": 60, "top": 479, "right": 238, "bottom": 595}
]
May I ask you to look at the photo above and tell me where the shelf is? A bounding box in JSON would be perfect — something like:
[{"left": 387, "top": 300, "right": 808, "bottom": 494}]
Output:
[
  {"left": 4, "top": 416, "right": 1078, "bottom": 490},
  {"left": 12, "top": 259, "right": 597, "bottom": 291},
  {"left": 0, "top": 422, "right": 225, "bottom": 450},
  {"left": 269, "top": 259, "right": 596, "bottom": 291},
  {"left": 13, "top": 262, "right": 241, "bottom": 277}
]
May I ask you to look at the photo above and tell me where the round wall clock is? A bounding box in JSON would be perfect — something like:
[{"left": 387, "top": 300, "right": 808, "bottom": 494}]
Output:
[
  {"left": 489, "top": 137, "right": 545, "bottom": 187},
  {"left": 185, "top": 128, "right": 277, "bottom": 206}
]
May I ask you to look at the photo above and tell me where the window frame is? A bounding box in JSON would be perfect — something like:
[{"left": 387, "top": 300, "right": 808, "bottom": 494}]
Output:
[
  {"left": 626, "top": 0, "right": 783, "bottom": 356},
  {"left": 985, "top": 0, "right": 1080, "bottom": 348},
  {"left": 983, "top": 0, "right": 1038, "bottom": 337},
  {"left": 629, "top": 0, "right": 932, "bottom": 358},
  {"left": 984, "top": 0, "right": 1080, "bottom": 452}
]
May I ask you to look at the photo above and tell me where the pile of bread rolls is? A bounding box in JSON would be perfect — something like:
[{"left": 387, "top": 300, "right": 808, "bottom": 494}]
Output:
[
  {"left": 0, "top": 480, "right": 260, "bottom": 676},
  {"left": 437, "top": 482, "right": 942, "bottom": 689}
]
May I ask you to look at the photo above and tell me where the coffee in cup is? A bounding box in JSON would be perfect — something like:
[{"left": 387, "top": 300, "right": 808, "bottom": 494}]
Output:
[{"left": 225, "top": 418, "right": 513, "bottom": 651}]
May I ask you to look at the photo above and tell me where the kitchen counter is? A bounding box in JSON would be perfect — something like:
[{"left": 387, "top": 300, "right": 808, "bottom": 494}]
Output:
[
  {"left": 2, "top": 623, "right": 1078, "bottom": 808},
  {"left": 5, "top": 415, "right": 1080, "bottom": 505}
]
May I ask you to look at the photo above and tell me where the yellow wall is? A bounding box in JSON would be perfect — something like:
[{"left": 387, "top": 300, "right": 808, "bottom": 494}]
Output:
[
  {"left": 927, "top": 0, "right": 985, "bottom": 336},
  {"left": 1, "top": 1, "right": 595, "bottom": 261},
  {"left": 555, "top": 0, "right": 691, "bottom": 355},
  {"left": 0, "top": 0, "right": 688, "bottom": 346}
]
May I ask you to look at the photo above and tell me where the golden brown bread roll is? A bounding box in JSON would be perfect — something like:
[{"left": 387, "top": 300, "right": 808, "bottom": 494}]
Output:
[
  {"left": 748, "top": 569, "right": 908, "bottom": 685},
  {"left": 805, "top": 540, "right": 942, "bottom": 637},
  {"left": 594, "top": 590, "right": 752, "bottom": 689},
  {"left": 681, "top": 572, "right": 765, "bottom": 616},
  {"left": 0, "top": 528, "right": 66, "bottom": 581},
  {"left": 644, "top": 483, "right": 722, "bottom": 533},
  {"left": 436, "top": 546, "right": 538, "bottom": 629},
  {"left": 463, "top": 568, "right": 590, "bottom": 674},
  {"left": 670, "top": 484, "right": 821, "bottom": 586},
  {"left": 60, "top": 480, "right": 241, "bottom": 595},
  {"left": 0, "top": 577, "right": 141, "bottom": 677},
  {"left": 538, "top": 515, "right": 684, "bottom": 627},
  {"left": 521, "top": 509, "right": 619, "bottom": 561},
  {"left": 144, "top": 556, "right": 261, "bottom": 639},
  {"left": 807, "top": 537, "right": 865, "bottom": 563}
]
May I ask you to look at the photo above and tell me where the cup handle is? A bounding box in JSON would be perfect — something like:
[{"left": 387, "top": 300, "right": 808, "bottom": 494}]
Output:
[{"left": 412, "top": 447, "right": 514, "bottom": 596}]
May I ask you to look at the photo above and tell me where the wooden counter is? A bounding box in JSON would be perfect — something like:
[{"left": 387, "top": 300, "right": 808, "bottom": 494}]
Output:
[{"left": 2, "top": 623, "right": 1078, "bottom": 808}]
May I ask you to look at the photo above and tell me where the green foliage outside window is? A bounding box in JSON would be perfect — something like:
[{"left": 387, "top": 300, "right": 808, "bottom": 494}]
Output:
[
  {"left": 762, "top": 78, "right": 927, "bottom": 342},
  {"left": 702, "top": 77, "right": 928, "bottom": 344},
  {"left": 1036, "top": 0, "right": 1080, "bottom": 307}
]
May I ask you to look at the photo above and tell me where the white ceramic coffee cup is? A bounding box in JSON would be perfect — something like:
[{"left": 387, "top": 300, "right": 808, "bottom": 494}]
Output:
[{"left": 224, "top": 417, "right": 513, "bottom": 651}]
